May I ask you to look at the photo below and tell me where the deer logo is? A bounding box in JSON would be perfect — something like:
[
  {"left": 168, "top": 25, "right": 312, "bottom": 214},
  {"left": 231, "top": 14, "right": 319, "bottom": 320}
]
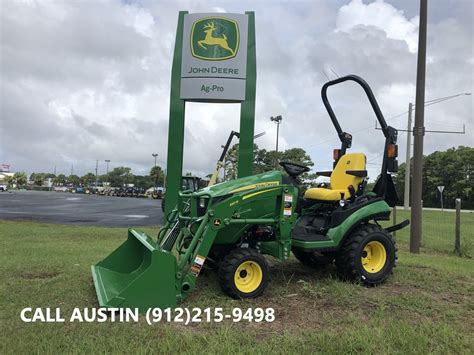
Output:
[
  {"left": 191, "top": 17, "right": 239, "bottom": 60},
  {"left": 198, "top": 22, "right": 235, "bottom": 55}
]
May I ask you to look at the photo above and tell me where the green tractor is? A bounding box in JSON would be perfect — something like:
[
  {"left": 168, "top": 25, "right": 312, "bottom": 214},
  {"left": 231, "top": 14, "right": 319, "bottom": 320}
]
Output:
[{"left": 92, "top": 75, "right": 408, "bottom": 311}]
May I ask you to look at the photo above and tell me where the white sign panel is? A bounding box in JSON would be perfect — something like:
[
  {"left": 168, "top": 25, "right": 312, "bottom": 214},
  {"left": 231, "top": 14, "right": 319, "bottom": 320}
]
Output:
[{"left": 180, "top": 13, "right": 248, "bottom": 101}]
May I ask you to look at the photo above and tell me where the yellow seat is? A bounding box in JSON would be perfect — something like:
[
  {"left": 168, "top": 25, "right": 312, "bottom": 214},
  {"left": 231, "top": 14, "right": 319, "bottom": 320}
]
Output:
[{"left": 304, "top": 153, "right": 366, "bottom": 201}]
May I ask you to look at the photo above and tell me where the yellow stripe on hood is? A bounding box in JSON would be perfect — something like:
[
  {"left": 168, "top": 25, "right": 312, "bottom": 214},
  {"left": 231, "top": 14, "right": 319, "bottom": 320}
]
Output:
[{"left": 230, "top": 181, "right": 279, "bottom": 193}]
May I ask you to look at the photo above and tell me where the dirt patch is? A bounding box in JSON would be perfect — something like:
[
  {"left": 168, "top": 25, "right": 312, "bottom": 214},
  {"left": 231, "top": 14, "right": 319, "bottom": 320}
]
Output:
[{"left": 20, "top": 271, "right": 60, "bottom": 279}]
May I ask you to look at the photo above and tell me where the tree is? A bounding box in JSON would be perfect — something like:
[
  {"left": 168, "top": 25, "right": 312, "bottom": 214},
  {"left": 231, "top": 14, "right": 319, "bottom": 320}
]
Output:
[
  {"left": 5, "top": 175, "right": 15, "bottom": 188},
  {"left": 224, "top": 143, "right": 239, "bottom": 180},
  {"left": 395, "top": 146, "right": 473, "bottom": 209},
  {"left": 107, "top": 167, "right": 133, "bottom": 187},
  {"left": 53, "top": 174, "right": 66, "bottom": 186},
  {"left": 82, "top": 173, "right": 96, "bottom": 186},
  {"left": 224, "top": 144, "right": 315, "bottom": 181},
  {"left": 31, "top": 173, "right": 45, "bottom": 186},
  {"left": 149, "top": 166, "right": 165, "bottom": 186},
  {"left": 13, "top": 172, "right": 27, "bottom": 187},
  {"left": 67, "top": 174, "right": 81, "bottom": 186},
  {"left": 134, "top": 175, "right": 154, "bottom": 189}
]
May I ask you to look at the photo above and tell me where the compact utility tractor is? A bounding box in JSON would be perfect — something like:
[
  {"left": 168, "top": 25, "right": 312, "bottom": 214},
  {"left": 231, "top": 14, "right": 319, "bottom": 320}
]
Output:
[{"left": 92, "top": 75, "right": 409, "bottom": 311}]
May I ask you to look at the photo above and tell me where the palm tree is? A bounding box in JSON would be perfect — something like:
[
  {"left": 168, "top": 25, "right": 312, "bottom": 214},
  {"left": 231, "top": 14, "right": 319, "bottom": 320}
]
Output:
[
  {"left": 13, "top": 172, "right": 27, "bottom": 187},
  {"left": 5, "top": 175, "right": 15, "bottom": 188}
]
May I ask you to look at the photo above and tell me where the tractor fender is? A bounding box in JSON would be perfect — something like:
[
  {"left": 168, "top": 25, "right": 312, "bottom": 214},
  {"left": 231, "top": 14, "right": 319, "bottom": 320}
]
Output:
[{"left": 326, "top": 200, "right": 391, "bottom": 249}]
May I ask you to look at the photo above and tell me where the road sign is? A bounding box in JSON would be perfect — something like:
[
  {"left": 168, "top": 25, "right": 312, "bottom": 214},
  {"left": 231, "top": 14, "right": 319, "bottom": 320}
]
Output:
[{"left": 437, "top": 185, "right": 445, "bottom": 210}]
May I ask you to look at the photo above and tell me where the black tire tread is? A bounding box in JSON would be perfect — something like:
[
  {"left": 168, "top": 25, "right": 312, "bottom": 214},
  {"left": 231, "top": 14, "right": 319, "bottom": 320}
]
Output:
[{"left": 335, "top": 223, "right": 397, "bottom": 285}]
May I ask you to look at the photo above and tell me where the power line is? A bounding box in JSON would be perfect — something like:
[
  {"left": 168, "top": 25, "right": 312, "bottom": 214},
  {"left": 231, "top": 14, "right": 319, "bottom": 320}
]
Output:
[
  {"left": 375, "top": 122, "right": 466, "bottom": 134},
  {"left": 386, "top": 92, "right": 471, "bottom": 121}
]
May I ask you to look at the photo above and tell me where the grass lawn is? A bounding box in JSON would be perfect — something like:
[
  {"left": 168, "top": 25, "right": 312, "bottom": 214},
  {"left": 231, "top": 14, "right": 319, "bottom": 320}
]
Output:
[
  {"left": 383, "top": 209, "right": 474, "bottom": 257},
  {"left": 1, "top": 212, "right": 473, "bottom": 353}
]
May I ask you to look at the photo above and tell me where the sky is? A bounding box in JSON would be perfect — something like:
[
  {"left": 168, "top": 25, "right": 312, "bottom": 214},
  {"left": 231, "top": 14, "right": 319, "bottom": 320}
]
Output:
[{"left": 1, "top": 0, "right": 473, "bottom": 181}]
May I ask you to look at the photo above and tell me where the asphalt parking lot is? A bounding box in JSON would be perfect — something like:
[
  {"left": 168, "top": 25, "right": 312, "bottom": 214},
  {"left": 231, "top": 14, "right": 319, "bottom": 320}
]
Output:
[{"left": 0, "top": 190, "right": 163, "bottom": 227}]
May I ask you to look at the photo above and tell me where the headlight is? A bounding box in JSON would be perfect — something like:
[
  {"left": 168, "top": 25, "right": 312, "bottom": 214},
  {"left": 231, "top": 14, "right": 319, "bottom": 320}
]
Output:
[{"left": 197, "top": 197, "right": 209, "bottom": 216}]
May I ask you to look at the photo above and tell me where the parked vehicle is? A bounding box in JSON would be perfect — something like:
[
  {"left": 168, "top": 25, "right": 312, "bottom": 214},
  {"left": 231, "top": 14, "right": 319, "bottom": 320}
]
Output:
[
  {"left": 136, "top": 187, "right": 147, "bottom": 198},
  {"left": 53, "top": 186, "right": 68, "bottom": 192}
]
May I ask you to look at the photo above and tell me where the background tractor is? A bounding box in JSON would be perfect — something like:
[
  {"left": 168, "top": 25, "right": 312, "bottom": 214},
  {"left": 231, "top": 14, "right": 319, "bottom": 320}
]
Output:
[
  {"left": 160, "top": 130, "right": 264, "bottom": 210},
  {"left": 160, "top": 176, "right": 207, "bottom": 211},
  {"left": 92, "top": 75, "right": 409, "bottom": 311}
]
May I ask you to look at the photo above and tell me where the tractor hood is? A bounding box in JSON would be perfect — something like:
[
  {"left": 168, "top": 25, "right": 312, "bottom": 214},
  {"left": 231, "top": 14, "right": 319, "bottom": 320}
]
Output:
[{"left": 191, "top": 170, "right": 283, "bottom": 198}]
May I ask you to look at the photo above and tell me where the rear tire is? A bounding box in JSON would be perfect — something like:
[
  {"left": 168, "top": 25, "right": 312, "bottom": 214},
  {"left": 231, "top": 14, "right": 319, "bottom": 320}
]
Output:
[
  {"left": 292, "top": 248, "right": 334, "bottom": 268},
  {"left": 218, "top": 248, "right": 269, "bottom": 299},
  {"left": 335, "top": 224, "right": 397, "bottom": 285}
]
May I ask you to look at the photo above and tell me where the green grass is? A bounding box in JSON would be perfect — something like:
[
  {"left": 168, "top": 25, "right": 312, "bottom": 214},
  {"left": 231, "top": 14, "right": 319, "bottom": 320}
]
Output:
[
  {"left": 1, "top": 215, "right": 473, "bottom": 354},
  {"left": 383, "top": 209, "right": 474, "bottom": 257}
]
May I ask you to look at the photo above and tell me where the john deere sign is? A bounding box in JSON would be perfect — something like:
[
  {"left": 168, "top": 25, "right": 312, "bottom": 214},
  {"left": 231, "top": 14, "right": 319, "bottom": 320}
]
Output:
[
  {"left": 166, "top": 11, "right": 256, "bottom": 215},
  {"left": 181, "top": 13, "right": 249, "bottom": 101}
]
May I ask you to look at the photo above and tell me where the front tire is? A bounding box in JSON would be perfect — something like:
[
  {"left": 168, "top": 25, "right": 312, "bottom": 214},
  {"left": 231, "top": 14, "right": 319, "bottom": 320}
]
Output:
[
  {"left": 336, "top": 224, "right": 397, "bottom": 285},
  {"left": 218, "top": 248, "right": 269, "bottom": 299}
]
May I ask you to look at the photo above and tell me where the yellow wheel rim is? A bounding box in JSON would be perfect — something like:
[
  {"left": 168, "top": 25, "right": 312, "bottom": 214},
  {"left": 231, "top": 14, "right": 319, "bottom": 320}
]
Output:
[
  {"left": 361, "top": 241, "right": 387, "bottom": 273},
  {"left": 234, "top": 260, "right": 263, "bottom": 293}
]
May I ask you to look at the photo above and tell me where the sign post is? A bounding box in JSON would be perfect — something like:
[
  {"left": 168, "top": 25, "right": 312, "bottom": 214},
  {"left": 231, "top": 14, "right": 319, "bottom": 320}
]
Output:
[
  {"left": 165, "top": 12, "right": 256, "bottom": 215},
  {"left": 437, "top": 185, "right": 445, "bottom": 211}
]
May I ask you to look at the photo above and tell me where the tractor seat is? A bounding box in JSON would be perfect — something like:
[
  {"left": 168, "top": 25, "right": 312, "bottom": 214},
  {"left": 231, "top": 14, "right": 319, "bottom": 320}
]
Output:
[{"left": 304, "top": 153, "right": 367, "bottom": 201}]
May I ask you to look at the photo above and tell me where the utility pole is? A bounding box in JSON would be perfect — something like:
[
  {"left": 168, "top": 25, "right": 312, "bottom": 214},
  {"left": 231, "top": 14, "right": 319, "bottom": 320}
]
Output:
[
  {"left": 378, "top": 92, "right": 468, "bottom": 212},
  {"left": 70, "top": 164, "right": 73, "bottom": 176},
  {"left": 270, "top": 115, "right": 283, "bottom": 168},
  {"left": 270, "top": 115, "right": 283, "bottom": 152},
  {"left": 401, "top": 95, "right": 468, "bottom": 210},
  {"left": 105, "top": 160, "right": 110, "bottom": 189},
  {"left": 404, "top": 103, "right": 413, "bottom": 210},
  {"left": 152, "top": 153, "right": 158, "bottom": 192},
  {"left": 95, "top": 160, "right": 99, "bottom": 188},
  {"left": 410, "top": 0, "right": 428, "bottom": 254}
]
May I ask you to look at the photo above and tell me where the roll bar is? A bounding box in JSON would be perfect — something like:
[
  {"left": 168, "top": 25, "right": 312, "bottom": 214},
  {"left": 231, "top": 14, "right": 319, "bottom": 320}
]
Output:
[
  {"left": 321, "top": 75, "right": 393, "bottom": 145},
  {"left": 320, "top": 74, "right": 399, "bottom": 203}
]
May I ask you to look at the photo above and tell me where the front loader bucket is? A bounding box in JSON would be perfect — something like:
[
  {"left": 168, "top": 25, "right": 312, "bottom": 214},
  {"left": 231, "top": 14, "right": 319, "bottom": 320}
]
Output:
[{"left": 91, "top": 229, "right": 177, "bottom": 312}]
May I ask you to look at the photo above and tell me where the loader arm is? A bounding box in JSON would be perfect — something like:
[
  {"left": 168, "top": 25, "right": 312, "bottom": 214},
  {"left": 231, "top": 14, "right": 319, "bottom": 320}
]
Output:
[
  {"left": 208, "top": 131, "right": 265, "bottom": 186},
  {"left": 209, "top": 131, "right": 240, "bottom": 186}
]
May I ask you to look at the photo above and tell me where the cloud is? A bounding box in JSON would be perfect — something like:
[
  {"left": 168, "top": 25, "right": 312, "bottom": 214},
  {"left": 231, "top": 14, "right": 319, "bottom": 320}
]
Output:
[{"left": 336, "top": 0, "right": 419, "bottom": 52}]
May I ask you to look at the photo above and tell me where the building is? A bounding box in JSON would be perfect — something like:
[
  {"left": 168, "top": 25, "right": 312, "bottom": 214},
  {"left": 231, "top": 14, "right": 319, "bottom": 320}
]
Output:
[{"left": 0, "top": 164, "right": 14, "bottom": 184}]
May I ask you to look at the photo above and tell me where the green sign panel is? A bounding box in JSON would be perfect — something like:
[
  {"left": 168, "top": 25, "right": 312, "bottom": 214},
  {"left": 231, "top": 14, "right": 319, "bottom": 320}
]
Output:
[{"left": 190, "top": 17, "right": 239, "bottom": 61}]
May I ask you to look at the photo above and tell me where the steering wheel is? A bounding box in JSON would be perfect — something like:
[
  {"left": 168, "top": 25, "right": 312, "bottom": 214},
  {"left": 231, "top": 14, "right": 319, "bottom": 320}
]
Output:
[{"left": 279, "top": 161, "right": 310, "bottom": 177}]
